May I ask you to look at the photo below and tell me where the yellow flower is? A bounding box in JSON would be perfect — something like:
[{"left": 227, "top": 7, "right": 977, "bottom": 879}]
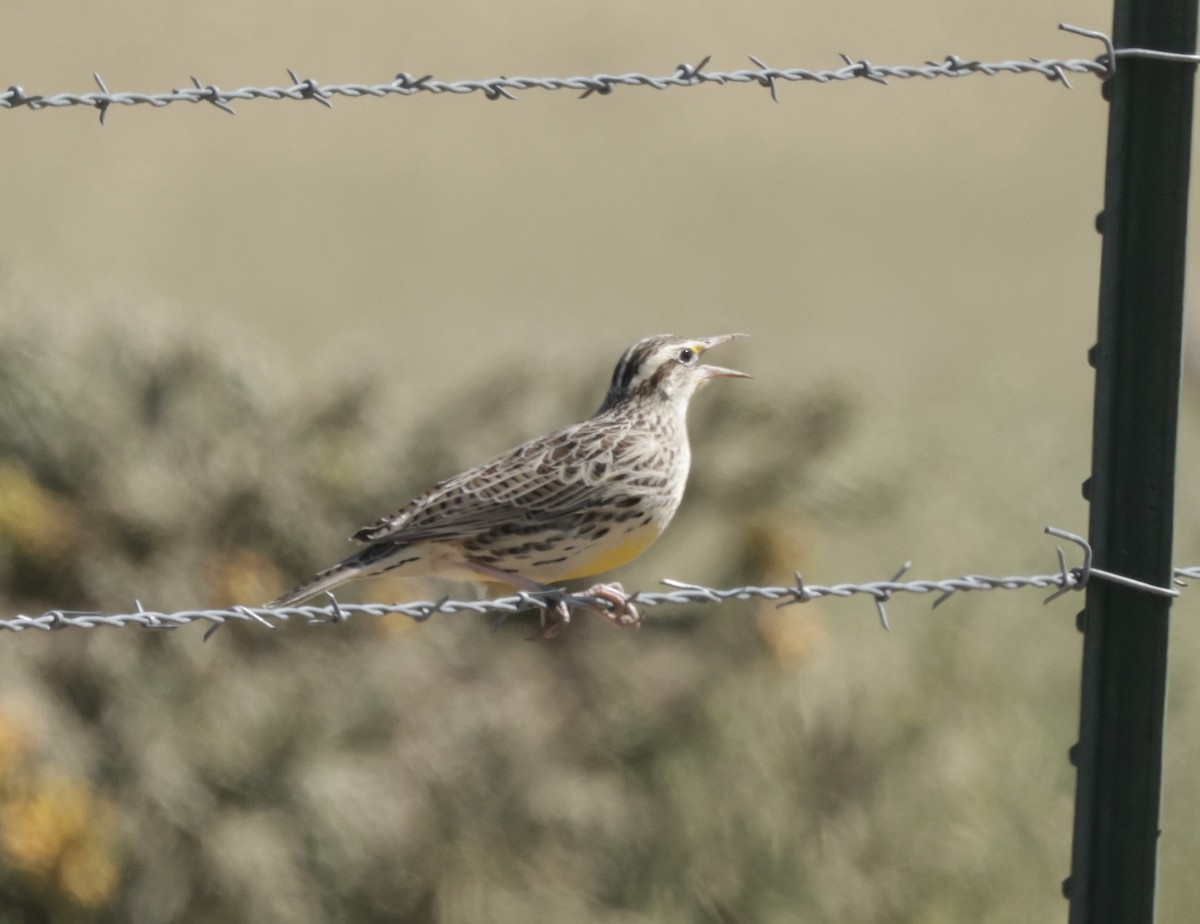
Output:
[
  {"left": 0, "top": 461, "right": 75, "bottom": 562},
  {"left": 0, "top": 775, "right": 119, "bottom": 908}
]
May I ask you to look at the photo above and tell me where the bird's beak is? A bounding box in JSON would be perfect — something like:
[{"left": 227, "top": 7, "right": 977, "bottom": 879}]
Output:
[{"left": 696, "top": 333, "right": 751, "bottom": 380}]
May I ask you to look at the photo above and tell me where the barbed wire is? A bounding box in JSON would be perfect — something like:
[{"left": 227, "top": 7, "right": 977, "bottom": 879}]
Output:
[
  {"left": 3, "top": 24, "right": 1196, "bottom": 124},
  {"left": 1, "top": 528, "right": 1191, "bottom": 636}
]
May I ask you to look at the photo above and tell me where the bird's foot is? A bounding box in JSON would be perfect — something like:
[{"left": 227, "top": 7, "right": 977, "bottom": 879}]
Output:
[
  {"left": 527, "top": 583, "right": 638, "bottom": 639},
  {"left": 536, "top": 596, "right": 572, "bottom": 640},
  {"left": 581, "top": 582, "right": 640, "bottom": 630}
]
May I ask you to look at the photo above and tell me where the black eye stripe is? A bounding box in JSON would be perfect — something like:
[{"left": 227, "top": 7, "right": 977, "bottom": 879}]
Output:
[
  {"left": 598, "top": 336, "right": 695, "bottom": 414},
  {"left": 616, "top": 342, "right": 656, "bottom": 392},
  {"left": 618, "top": 355, "right": 640, "bottom": 391},
  {"left": 649, "top": 362, "right": 674, "bottom": 390}
]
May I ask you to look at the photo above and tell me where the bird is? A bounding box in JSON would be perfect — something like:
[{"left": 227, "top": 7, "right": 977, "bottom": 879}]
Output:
[{"left": 267, "top": 333, "right": 749, "bottom": 636}]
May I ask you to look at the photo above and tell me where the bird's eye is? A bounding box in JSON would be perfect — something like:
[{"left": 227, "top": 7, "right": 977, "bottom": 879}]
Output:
[{"left": 677, "top": 347, "right": 696, "bottom": 364}]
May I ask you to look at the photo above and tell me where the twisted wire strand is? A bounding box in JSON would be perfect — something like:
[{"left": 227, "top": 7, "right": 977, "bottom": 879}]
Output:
[
  {"left": 3, "top": 25, "right": 1190, "bottom": 123},
  {"left": 1, "top": 528, "right": 1188, "bottom": 634}
]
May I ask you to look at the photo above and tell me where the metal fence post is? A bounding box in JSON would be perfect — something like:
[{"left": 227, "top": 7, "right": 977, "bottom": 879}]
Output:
[{"left": 1066, "top": 1, "right": 1198, "bottom": 922}]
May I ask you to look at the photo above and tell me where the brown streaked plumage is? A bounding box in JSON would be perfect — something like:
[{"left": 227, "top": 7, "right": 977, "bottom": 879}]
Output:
[{"left": 268, "top": 333, "right": 749, "bottom": 635}]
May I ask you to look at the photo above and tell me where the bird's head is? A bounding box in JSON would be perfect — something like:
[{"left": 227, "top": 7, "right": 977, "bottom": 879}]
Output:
[{"left": 597, "top": 333, "right": 749, "bottom": 414}]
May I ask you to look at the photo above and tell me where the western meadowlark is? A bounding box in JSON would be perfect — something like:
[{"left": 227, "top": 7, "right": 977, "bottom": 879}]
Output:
[{"left": 268, "top": 333, "right": 749, "bottom": 636}]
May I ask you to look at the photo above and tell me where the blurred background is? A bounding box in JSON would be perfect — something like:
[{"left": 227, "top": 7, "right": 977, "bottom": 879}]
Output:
[{"left": 2, "top": 0, "right": 1199, "bottom": 920}]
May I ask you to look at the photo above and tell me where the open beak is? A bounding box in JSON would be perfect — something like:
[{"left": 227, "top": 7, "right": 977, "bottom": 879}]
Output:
[{"left": 697, "top": 332, "right": 751, "bottom": 380}]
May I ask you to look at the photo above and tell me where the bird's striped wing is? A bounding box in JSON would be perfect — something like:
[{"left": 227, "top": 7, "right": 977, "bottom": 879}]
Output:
[{"left": 351, "top": 418, "right": 641, "bottom": 545}]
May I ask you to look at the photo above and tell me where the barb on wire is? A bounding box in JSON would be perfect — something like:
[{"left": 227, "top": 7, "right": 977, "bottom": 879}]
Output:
[
  {"left": 1175, "top": 565, "right": 1200, "bottom": 585},
  {"left": 0, "top": 527, "right": 1189, "bottom": 635},
  {"left": 4, "top": 24, "right": 1195, "bottom": 123}
]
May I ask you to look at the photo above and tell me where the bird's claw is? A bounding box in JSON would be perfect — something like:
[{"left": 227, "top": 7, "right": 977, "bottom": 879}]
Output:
[
  {"left": 527, "top": 582, "right": 639, "bottom": 639},
  {"left": 581, "top": 582, "right": 641, "bottom": 630},
  {"left": 535, "top": 597, "right": 572, "bottom": 640}
]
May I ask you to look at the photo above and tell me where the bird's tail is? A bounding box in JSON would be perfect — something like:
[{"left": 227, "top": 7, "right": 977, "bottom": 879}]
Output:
[
  {"left": 266, "top": 559, "right": 366, "bottom": 608},
  {"left": 266, "top": 540, "right": 416, "bottom": 608}
]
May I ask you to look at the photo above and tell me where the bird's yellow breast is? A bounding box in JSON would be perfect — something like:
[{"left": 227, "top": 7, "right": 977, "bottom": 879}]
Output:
[{"left": 547, "top": 523, "right": 663, "bottom": 582}]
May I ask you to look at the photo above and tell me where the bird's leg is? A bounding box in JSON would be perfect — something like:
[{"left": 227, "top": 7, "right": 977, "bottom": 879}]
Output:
[
  {"left": 462, "top": 561, "right": 572, "bottom": 638},
  {"left": 580, "top": 582, "right": 641, "bottom": 630},
  {"left": 463, "top": 563, "right": 639, "bottom": 637}
]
